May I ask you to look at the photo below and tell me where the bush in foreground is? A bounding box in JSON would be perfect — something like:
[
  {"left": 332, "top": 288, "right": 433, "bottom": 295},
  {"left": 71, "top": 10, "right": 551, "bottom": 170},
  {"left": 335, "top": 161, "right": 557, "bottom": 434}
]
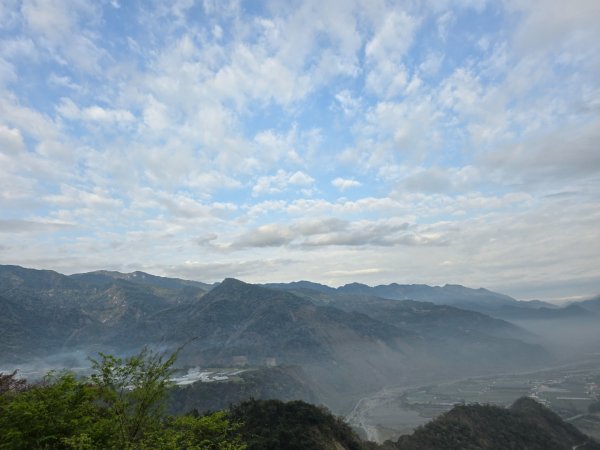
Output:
[{"left": 0, "top": 349, "right": 245, "bottom": 450}]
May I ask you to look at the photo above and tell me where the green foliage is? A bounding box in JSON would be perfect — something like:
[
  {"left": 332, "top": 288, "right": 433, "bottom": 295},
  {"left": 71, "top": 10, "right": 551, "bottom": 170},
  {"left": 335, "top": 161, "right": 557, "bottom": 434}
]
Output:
[
  {"left": 89, "top": 347, "right": 178, "bottom": 447},
  {"left": 141, "top": 412, "right": 246, "bottom": 450},
  {"left": 168, "top": 365, "right": 316, "bottom": 416},
  {"left": 0, "top": 348, "right": 246, "bottom": 450},
  {"left": 5, "top": 347, "right": 596, "bottom": 450},
  {"left": 0, "top": 371, "right": 106, "bottom": 450},
  {"left": 389, "top": 398, "right": 600, "bottom": 450},
  {"left": 229, "top": 398, "right": 365, "bottom": 450},
  {"left": 0, "top": 370, "right": 27, "bottom": 395}
]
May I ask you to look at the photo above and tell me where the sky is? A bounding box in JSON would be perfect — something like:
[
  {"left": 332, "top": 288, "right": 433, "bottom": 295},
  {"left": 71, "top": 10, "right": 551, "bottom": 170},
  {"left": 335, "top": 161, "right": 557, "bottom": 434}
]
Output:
[{"left": 0, "top": 0, "right": 599, "bottom": 300}]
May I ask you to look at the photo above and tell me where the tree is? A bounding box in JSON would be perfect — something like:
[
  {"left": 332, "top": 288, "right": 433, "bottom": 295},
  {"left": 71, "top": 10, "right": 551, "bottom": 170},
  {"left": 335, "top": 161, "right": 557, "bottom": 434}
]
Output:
[
  {"left": 0, "top": 371, "right": 103, "bottom": 450},
  {"left": 141, "top": 412, "right": 246, "bottom": 450},
  {"left": 0, "top": 347, "right": 246, "bottom": 449},
  {"left": 0, "top": 370, "right": 27, "bottom": 395},
  {"left": 89, "top": 347, "right": 179, "bottom": 448}
]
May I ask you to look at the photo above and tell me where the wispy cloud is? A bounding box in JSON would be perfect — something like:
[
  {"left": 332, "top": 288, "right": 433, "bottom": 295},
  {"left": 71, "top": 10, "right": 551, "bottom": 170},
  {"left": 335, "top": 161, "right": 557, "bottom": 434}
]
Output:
[
  {"left": 332, "top": 177, "right": 362, "bottom": 191},
  {"left": 0, "top": 0, "right": 599, "bottom": 298}
]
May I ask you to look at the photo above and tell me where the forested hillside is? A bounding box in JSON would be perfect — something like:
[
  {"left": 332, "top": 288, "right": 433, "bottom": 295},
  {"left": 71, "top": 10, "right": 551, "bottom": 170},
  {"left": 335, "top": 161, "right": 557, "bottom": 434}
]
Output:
[{"left": 2, "top": 348, "right": 599, "bottom": 450}]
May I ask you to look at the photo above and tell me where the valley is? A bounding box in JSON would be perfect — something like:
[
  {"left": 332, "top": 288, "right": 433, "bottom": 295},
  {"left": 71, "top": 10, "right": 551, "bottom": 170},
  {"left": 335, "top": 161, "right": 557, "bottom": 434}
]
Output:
[
  {"left": 171, "top": 367, "right": 248, "bottom": 385},
  {"left": 347, "top": 354, "right": 600, "bottom": 443},
  {"left": 2, "top": 3, "right": 598, "bottom": 447},
  {"left": 1, "top": 264, "right": 599, "bottom": 447}
]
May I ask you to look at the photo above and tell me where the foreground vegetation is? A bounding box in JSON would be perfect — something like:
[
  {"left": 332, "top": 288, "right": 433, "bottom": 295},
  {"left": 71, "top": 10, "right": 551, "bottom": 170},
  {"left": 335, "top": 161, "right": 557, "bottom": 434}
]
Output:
[
  {"left": 0, "top": 349, "right": 246, "bottom": 449},
  {"left": 0, "top": 348, "right": 365, "bottom": 450},
  {"left": 2, "top": 348, "right": 599, "bottom": 449}
]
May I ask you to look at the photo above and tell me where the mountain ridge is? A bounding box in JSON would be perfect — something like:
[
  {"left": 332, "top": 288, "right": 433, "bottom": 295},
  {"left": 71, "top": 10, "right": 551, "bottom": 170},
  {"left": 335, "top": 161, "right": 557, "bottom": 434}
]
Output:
[
  {"left": 385, "top": 397, "right": 600, "bottom": 450},
  {"left": 0, "top": 264, "right": 562, "bottom": 412}
]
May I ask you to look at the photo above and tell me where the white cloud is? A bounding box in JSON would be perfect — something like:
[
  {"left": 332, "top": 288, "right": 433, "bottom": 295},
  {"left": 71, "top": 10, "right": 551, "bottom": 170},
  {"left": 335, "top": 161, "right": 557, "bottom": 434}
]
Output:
[
  {"left": 0, "top": 219, "right": 74, "bottom": 233},
  {"left": 0, "top": 58, "right": 16, "bottom": 87},
  {"left": 419, "top": 52, "right": 444, "bottom": 77},
  {"left": 365, "top": 60, "right": 410, "bottom": 98},
  {"left": 508, "top": 0, "right": 600, "bottom": 55},
  {"left": 252, "top": 170, "right": 315, "bottom": 197},
  {"left": 57, "top": 98, "right": 135, "bottom": 123},
  {"left": 230, "top": 216, "right": 448, "bottom": 250},
  {"left": 48, "top": 73, "right": 82, "bottom": 91},
  {"left": 436, "top": 10, "right": 454, "bottom": 40},
  {"left": 0, "top": 97, "right": 61, "bottom": 143},
  {"left": 364, "top": 10, "right": 420, "bottom": 98},
  {"left": 0, "top": 0, "right": 599, "bottom": 298},
  {"left": 21, "top": 0, "right": 74, "bottom": 42},
  {"left": 44, "top": 185, "right": 122, "bottom": 209},
  {"left": 0, "top": 0, "right": 20, "bottom": 28},
  {"left": 253, "top": 128, "right": 302, "bottom": 165},
  {"left": 1, "top": 37, "right": 38, "bottom": 61},
  {"left": 484, "top": 118, "right": 600, "bottom": 185},
  {"left": 0, "top": 124, "right": 25, "bottom": 154},
  {"left": 161, "top": 258, "right": 296, "bottom": 283},
  {"left": 356, "top": 97, "right": 442, "bottom": 167},
  {"left": 335, "top": 90, "right": 361, "bottom": 117},
  {"left": 324, "top": 268, "right": 384, "bottom": 277},
  {"left": 186, "top": 171, "right": 242, "bottom": 192},
  {"left": 289, "top": 171, "right": 314, "bottom": 186},
  {"left": 332, "top": 177, "right": 361, "bottom": 191},
  {"left": 365, "top": 11, "right": 419, "bottom": 64},
  {"left": 210, "top": 44, "right": 312, "bottom": 108},
  {"left": 21, "top": 0, "right": 105, "bottom": 73},
  {"left": 142, "top": 96, "right": 170, "bottom": 130},
  {"left": 399, "top": 166, "right": 479, "bottom": 194},
  {"left": 231, "top": 223, "right": 294, "bottom": 248}
]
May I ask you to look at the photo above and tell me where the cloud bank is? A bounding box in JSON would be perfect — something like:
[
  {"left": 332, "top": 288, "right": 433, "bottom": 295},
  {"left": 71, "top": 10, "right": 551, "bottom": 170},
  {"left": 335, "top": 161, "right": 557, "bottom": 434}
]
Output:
[{"left": 0, "top": 0, "right": 599, "bottom": 299}]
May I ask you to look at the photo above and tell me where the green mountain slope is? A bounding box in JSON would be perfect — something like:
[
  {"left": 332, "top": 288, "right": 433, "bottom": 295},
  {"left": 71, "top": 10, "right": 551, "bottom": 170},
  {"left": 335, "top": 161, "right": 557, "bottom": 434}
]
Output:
[
  {"left": 385, "top": 397, "right": 600, "bottom": 450},
  {"left": 281, "top": 289, "right": 548, "bottom": 372},
  {"left": 143, "top": 278, "right": 412, "bottom": 364}
]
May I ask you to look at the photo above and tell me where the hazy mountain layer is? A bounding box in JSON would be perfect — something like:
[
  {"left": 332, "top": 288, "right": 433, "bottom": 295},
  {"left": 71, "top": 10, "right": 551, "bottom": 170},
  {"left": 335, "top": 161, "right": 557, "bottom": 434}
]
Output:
[
  {"left": 580, "top": 296, "right": 600, "bottom": 313},
  {"left": 267, "top": 279, "right": 598, "bottom": 322},
  {"left": 0, "top": 264, "right": 556, "bottom": 411}
]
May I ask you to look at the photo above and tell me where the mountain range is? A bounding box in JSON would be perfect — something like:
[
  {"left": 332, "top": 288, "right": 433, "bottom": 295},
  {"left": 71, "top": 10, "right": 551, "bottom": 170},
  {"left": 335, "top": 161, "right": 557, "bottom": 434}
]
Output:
[
  {"left": 1, "top": 264, "right": 597, "bottom": 412},
  {"left": 265, "top": 279, "right": 599, "bottom": 321}
]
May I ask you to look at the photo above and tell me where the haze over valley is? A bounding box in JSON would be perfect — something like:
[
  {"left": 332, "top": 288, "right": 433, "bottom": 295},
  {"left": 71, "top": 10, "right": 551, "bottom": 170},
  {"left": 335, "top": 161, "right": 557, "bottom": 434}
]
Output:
[
  {"left": 1, "top": 0, "right": 600, "bottom": 448},
  {"left": 2, "top": 264, "right": 599, "bottom": 444}
]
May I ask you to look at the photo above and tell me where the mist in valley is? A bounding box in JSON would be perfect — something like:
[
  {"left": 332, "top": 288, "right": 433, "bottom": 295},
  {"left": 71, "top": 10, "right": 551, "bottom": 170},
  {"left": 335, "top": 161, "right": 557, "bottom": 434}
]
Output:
[
  {"left": 509, "top": 318, "right": 600, "bottom": 361},
  {"left": 1, "top": 265, "right": 599, "bottom": 445},
  {"left": 1, "top": 0, "right": 599, "bottom": 447}
]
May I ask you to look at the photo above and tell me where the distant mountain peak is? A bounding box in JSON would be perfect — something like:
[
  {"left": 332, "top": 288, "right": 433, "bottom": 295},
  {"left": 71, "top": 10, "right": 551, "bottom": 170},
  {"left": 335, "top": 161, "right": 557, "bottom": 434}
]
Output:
[
  {"left": 215, "top": 278, "right": 257, "bottom": 293},
  {"left": 208, "top": 277, "right": 284, "bottom": 300},
  {"left": 220, "top": 277, "right": 246, "bottom": 285},
  {"left": 70, "top": 269, "right": 212, "bottom": 291}
]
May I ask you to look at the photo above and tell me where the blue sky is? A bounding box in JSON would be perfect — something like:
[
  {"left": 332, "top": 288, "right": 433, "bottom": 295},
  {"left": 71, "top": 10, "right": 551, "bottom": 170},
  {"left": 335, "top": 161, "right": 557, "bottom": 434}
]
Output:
[{"left": 1, "top": 0, "right": 599, "bottom": 300}]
